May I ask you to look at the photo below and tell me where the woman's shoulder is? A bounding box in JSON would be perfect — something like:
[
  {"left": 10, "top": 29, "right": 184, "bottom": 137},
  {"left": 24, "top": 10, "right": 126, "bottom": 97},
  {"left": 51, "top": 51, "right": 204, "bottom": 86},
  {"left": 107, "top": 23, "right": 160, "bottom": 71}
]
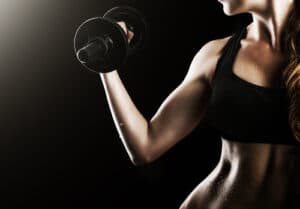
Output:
[
  {"left": 185, "top": 35, "right": 233, "bottom": 85},
  {"left": 203, "top": 35, "right": 233, "bottom": 56}
]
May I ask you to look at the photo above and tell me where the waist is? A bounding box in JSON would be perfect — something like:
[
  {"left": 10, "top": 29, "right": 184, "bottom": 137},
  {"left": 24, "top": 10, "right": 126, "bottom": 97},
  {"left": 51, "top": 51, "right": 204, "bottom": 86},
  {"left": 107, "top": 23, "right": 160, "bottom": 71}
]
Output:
[
  {"left": 218, "top": 137, "right": 300, "bottom": 186},
  {"left": 210, "top": 139, "right": 300, "bottom": 208},
  {"left": 180, "top": 138, "right": 300, "bottom": 209}
]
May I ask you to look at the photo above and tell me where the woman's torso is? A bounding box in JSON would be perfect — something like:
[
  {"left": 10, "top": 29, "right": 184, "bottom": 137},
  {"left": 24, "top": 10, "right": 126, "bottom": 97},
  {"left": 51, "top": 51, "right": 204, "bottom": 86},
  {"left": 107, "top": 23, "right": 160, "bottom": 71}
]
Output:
[
  {"left": 180, "top": 138, "right": 300, "bottom": 209},
  {"left": 180, "top": 24, "right": 300, "bottom": 209}
]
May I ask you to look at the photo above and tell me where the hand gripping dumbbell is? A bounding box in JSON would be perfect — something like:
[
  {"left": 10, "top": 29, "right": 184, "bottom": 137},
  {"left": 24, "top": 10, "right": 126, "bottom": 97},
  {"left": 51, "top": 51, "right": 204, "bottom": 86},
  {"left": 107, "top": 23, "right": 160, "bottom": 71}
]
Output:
[{"left": 74, "top": 6, "right": 148, "bottom": 73}]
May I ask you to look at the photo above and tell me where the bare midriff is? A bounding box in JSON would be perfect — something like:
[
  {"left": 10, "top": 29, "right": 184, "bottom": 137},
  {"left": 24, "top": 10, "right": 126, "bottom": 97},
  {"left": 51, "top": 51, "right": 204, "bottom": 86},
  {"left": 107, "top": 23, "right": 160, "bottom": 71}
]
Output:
[{"left": 179, "top": 138, "right": 300, "bottom": 209}]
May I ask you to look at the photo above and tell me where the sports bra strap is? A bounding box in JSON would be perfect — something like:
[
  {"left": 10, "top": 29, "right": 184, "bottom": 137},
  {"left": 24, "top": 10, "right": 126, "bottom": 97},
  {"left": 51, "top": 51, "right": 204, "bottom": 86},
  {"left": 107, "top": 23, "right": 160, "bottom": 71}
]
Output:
[{"left": 212, "top": 27, "right": 247, "bottom": 84}]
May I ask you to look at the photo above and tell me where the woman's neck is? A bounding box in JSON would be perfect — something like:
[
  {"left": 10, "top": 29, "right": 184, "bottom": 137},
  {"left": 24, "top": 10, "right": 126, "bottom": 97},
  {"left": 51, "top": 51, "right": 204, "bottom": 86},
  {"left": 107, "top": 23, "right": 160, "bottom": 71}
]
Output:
[{"left": 247, "top": 0, "right": 294, "bottom": 52}]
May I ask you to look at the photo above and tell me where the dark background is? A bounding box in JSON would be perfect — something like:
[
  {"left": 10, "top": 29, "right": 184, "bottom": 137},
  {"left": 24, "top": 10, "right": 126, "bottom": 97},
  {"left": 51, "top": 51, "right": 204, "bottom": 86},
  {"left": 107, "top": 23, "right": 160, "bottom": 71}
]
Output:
[{"left": 0, "top": 0, "right": 251, "bottom": 208}]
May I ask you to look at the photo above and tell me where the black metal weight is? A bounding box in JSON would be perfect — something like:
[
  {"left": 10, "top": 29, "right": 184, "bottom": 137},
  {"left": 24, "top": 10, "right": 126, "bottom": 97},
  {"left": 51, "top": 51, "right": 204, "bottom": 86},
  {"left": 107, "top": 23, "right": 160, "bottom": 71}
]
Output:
[{"left": 74, "top": 6, "right": 147, "bottom": 73}]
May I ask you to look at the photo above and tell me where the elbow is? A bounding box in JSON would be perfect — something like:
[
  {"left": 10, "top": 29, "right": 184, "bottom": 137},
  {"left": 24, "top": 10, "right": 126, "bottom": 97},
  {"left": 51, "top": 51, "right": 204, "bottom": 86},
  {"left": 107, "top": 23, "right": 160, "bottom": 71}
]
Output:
[
  {"left": 130, "top": 152, "right": 154, "bottom": 166},
  {"left": 130, "top": 140, "right": 162, "bottom": 166},
  {"left": 128, "top": 132, "right": 157, "bottom": 166},
  {"left": 130, "top": 158, "right": 148, "bottom": 166}
]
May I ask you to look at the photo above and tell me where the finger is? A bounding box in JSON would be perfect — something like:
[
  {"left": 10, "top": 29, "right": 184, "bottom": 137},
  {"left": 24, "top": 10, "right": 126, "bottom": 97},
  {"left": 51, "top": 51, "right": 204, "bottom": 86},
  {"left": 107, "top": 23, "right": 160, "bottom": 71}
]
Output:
[
  {"left": 117, "top": 21, "right": 128, "bottom": 34},
  {"left": 127, "top": 30, "right": 134, "bottom": 42}
]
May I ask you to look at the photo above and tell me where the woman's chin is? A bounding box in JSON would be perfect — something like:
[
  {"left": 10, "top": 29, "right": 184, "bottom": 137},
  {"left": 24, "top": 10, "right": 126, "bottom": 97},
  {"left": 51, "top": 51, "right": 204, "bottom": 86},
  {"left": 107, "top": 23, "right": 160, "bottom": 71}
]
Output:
[
  {"left": 219, "top": 1, "right": 243, "bottom": 16},
  {"left": 222, "top": 5, "right": 243, "bottom": 16},
  {"left": 222, "top": 7, "right": 234, "bottom": 16}
]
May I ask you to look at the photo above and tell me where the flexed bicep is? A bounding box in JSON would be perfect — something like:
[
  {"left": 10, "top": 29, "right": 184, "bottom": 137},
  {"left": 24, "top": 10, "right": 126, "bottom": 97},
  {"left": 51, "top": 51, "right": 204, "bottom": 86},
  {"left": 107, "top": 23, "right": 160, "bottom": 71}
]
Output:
[
  {"left": 145, "top": 38, "right": 231, "bottom": 162},
  {"left": 146, "top": 76, "right": 212, "bottom": 161}
]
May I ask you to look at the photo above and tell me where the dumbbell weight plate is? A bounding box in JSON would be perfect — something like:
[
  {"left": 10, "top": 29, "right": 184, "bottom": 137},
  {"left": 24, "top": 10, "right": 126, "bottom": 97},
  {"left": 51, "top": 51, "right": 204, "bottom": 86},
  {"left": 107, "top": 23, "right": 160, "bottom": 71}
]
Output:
[
  {"left": 103, "top": 6, "right": 147, "bottom": 55},
  {"left": 74, "top": 17, "right": 128, "bottom": 73}
]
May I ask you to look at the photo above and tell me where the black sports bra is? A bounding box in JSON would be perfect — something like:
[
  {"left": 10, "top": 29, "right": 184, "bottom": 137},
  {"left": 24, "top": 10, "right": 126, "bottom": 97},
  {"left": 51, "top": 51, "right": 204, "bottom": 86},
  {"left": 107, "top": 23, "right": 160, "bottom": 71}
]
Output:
[{"left": 204, "top": 26, "right": 299, "bottom": 145}]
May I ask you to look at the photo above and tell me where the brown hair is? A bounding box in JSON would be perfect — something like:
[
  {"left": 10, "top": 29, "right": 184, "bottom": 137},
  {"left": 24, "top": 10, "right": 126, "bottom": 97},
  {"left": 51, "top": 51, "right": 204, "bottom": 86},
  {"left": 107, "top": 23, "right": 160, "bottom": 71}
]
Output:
[{"left": 281, "top": 0, "right": 300, "bottom": 141}]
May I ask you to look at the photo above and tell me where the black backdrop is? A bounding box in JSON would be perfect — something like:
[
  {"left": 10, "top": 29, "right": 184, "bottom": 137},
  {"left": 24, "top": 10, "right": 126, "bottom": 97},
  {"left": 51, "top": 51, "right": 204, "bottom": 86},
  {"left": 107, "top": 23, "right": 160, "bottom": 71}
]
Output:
[{"left": 0, "top": 0, "right": 251, "bottom": 208}]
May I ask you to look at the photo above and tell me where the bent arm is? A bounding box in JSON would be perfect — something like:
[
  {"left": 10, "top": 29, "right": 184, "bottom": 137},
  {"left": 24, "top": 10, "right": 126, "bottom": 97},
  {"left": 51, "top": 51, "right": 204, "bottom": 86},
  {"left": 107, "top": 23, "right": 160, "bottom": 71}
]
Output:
[{"left": 100, "top": 39, "right": 228, "bottom": 166}]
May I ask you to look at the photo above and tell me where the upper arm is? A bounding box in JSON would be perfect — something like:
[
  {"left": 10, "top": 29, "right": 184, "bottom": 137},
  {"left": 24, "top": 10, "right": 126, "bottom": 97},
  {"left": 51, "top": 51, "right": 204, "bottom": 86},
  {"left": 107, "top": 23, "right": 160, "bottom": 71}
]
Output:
[{"left": 144, "top": 37, "right": 231, "bottom": 163}]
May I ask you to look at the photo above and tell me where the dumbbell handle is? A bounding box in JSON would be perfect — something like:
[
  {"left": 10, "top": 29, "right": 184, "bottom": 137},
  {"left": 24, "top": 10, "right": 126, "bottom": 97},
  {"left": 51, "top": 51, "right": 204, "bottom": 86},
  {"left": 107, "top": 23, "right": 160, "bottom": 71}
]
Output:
[{"left": 76, "top": 36, "right": 113, "bottom": 63}]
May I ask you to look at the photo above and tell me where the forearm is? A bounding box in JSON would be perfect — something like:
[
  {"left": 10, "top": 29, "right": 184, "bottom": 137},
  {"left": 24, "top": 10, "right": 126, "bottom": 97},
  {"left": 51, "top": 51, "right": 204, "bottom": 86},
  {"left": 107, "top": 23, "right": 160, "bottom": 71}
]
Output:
[{"left": 100, "top": 71, "right": 150, "bottom": 165}]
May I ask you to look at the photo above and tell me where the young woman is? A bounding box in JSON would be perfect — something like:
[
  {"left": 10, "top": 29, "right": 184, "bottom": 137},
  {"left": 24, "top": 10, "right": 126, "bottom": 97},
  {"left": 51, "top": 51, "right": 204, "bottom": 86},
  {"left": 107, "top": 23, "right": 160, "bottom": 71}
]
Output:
[{"left": 100, "top": 0, "right": 300, "bottom": 208}]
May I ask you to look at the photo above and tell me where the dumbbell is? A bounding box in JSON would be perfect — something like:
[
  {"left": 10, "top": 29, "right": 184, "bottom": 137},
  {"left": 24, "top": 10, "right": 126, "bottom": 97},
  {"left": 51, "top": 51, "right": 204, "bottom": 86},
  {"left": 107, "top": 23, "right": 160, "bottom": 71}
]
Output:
[{"left": 74, "top": 6, "right": 148, "bottom": 73}]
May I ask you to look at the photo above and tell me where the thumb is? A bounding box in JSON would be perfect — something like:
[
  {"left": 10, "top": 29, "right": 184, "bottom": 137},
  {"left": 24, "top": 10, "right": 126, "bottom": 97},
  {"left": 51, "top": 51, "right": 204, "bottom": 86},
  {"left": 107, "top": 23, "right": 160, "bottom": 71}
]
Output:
[{"left": 117, "top": 21, "right": 128, "bottom": 34}]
